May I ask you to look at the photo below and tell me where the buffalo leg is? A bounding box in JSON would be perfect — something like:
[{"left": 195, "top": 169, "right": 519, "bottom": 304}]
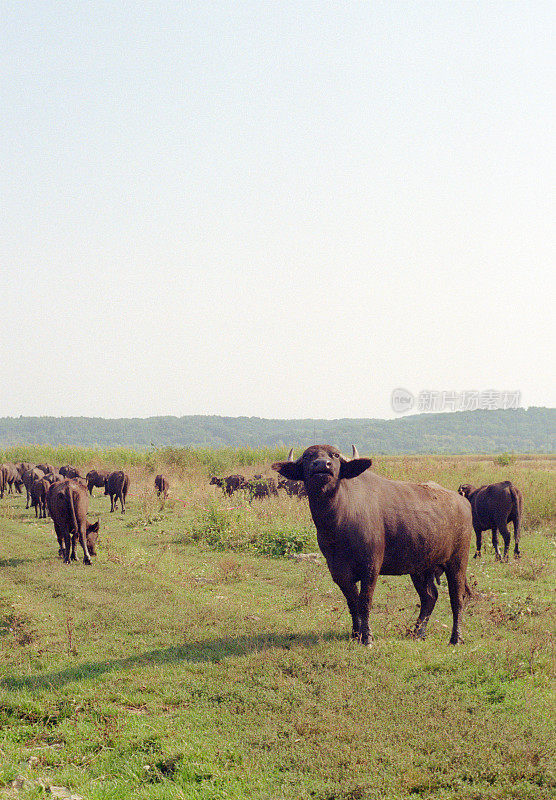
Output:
[
  {"left": 491, "top": 527, "right": 503, "bottom": 561},
  {"left": 512, "top": 514, "right": 521, "bottom": 558},
  {"left": 357, "top": 572, "right": 378, "bottom": 646},
  {"left": 334, "top": 578, "right": 361, "bottom": 640},
  {"left": 445, "top": 566, "right": 466, "bottom": 644},
  {"left": 496, "top": 519, "right": 511, "bottom": 561},
  {"left": 110, "top": 493, "right": 115, "bottom": 512},
  {"left": 410, "top": 572, "right": 439, "bottom": 638},
  {"left": 77, "top": 522, "right": 92, "bottom": 564},
  {"left": 119, "top": 491, "right": 125, "bottom": 513},
  {"left": 473, "top": 527, "right": 483, "bottom": 558}
]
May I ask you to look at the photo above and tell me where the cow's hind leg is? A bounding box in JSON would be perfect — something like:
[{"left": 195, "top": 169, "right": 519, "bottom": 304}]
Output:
[
  {"left": 496, "top": 518, "right": 511, "bottom": 561},
  {"left": 491, "top": 527, "right": 503, "bottom": 561},
  {"left": 445, "top": 565, "right": 467, "bottom": 644},
  {"left": 511, "top": 513, "right": 521, "bottom": 558},
  {"left": 410, "top": 571, "right": 439, "bottom": 639},
  {"left": 473, "top": 527, "right": 483, "bottom": 558}
]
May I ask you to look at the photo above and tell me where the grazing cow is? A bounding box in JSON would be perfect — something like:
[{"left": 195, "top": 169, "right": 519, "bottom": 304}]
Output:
[
  {"left": 210, "top": 474, "right": 245, "bottom": 496},
  {"left": 273, "top": 445, "right": 472, "bottom": 646},
  {"left": 86, "top": 469, "right": 110, "bottom": 495},
  {"left": 21, "top": 468, "right": 45, "bottom": 509},
  {"left": 47, "top": 479, "right": 99, "bottom": 564},
  {"left": 36, "top": 463, "right": 56, "bottom": 475},
  {"left": 59, "top": 465, "right": 82, "bottom": 479},
  {"left": 458, "top": 482, "right": 523, "bottom": 560},
  {"left": 243, "top": 476, "right": 279, "bottom": 500},
  {"left": 30, "top": 478, "right": 49, "bottom": 518},
  {"left": 155, "top": 474, "right": 169, "bottom": 499},
  {"left": 105, "top": 470, "right": 130, "bottom": 513}
]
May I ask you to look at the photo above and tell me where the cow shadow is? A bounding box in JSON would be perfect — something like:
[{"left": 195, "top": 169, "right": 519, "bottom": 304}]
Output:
[{"left": 2, "top": 630, "right": 344, "bottom": 691}]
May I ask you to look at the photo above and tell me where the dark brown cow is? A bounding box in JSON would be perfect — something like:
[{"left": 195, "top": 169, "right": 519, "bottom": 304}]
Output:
[
  {"left": 243, "top": 476, "right": 279, "bottom": 500},
  {"left": 30, "top": 478, "right": 49, "bottom": 518},
  {"left": 458, "top": 481, "right": 523, "bottom": 560},
  {"left": 47, "top": 479, "right": 99, "bottom": 564},
  {"left": 210, "top": 474, "right": 245, "bottom": 496},
  {"left": 86, "top": 469, "right": 110, "bottom": 495},
  {"left": 273, "top": 445, "right": 472, "bottom": 646},
  {"left": 105, "top": 470, "right": 130, "bottom": 513},
  {"left": 59, "top": 465, "right": 82, "bottom": 479},
  {"left": 21, "top": 467, "right": 45, "bottom": 508},
  {"left": 155, "top": 474, "right": 169, "bottom": 499}
]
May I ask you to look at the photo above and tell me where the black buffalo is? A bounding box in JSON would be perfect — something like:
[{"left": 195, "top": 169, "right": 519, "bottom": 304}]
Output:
[
  {"left": 155, "top": 474, "right": 169, "bottom": 498},
  {"left": 86, "top": 469, "right": 110, "bottom": 495},
  {"left": 273, "top": 445, "right": 472, "bottom": 646},
  {"left": 47, "top": 479, "right": 99, "bottom": 564},
  {"left": 210, "top": 474, "right": 245, "bottom": 496},
  {"left": 458, "top": 481, "right": 523, "bottom": 560},
  {"left": 105, "top": 470, "right": 130, "bottom": 513}
]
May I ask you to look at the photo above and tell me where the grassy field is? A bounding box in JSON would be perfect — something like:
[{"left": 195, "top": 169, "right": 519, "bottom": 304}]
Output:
[{"left": 0, "top": 451, "right": 554, "bottom": 799}]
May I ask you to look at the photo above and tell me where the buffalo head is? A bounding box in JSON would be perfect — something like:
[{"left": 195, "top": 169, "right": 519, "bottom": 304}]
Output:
[
  {"left": 457, "top": 484, "right": 475, "bottom": 498},
  {"left": 272, "top": 444, "right": 372, "bottom": 493},
  {"left": 86, "top": 520, "right": 100, "bottom": 556}
]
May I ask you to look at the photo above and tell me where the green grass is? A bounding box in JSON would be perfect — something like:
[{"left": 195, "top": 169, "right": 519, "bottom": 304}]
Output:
[{"left": 0, "top": 453, "right": 554, "bottom": 799}]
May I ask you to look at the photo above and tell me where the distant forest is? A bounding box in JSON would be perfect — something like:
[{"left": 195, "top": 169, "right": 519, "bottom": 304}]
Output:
[{"left": 0, "top": 408, "right": 553, "bottom": 454}]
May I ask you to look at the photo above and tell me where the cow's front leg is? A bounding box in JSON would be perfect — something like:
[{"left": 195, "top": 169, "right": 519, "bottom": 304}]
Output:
[{"left": 357, "top": 570, "right": 379, "bottom": 647}]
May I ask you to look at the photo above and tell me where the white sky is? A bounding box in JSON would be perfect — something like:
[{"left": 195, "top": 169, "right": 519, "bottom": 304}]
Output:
[{"left": 2, "top": 1, "right": 555, "bottom": 420}]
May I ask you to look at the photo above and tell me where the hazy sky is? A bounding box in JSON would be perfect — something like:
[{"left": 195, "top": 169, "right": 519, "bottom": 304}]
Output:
[{"left": 2, "top": 1, "right": 555, "bottom": 420}]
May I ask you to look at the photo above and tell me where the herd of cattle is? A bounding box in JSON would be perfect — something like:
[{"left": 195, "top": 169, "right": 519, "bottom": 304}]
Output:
[{"left": 1, "top": 446, "right": 524, "bottom": 646}]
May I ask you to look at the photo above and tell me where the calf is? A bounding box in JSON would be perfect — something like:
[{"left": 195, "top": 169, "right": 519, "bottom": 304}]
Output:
[
  {"left": 273, "top": 445, "right": 472, "bottom": 645},
  {"left": 47, "top": 479, "right": 99, "bottom": 564},
  {"left": 458, "top": 481, "right": 523, "bottom": 560},
  {"left": 155, "top": 474, "right": 169, "bottom": 498},
  {"left": 105, "top": 470, "right": 130, "bottom": 513}
]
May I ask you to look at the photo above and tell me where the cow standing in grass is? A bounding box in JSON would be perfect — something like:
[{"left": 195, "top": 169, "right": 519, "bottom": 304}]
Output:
[
  {"left": 273, "top": 445, "right": 472, "bottom": 646},
  {"left": 458, "top": 481, "right": 523, "bottom": 560},
  {"left": 210, "top": 475, "right": 245, "bottom": 496},
  {"left": 48, "top": 479, "right": 99, "bottom": 564},
  {"left": 105, "top": 470, "right": 130, "bottom": 513},
  {"left": 155, "top": 474, "right": 169, "bottom": 499}
]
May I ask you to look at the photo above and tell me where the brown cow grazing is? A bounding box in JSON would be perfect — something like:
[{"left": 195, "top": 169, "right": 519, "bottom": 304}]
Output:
[
  {"left": 210, "top": 474, "right": 245, "bottom": 496},
  {"left": 458, "top": 481, "right": 523, "bottom": 560},
  {"left": 59, "top": 465, "right": 82, "bottom": 479},
  {"left": 30, "top": 478, "right": 49, "bottom": 518},
  {"left": 273, "top": 445, "right": 472, "bottom": 646},
  {"left": 47, "top": 479, "right": 99, "bottom": 564},
  {"left": 155, "top": 474, "right": 169, "bottom": 499},
  {"left": 86, "top": 469, "right": 110, "bottom": 495},
  {"left": 21, "top": 467, "right": 45, "bottom": 508},
  {"left": 105, "top": 470, "right": 130, "bottom": 512}
]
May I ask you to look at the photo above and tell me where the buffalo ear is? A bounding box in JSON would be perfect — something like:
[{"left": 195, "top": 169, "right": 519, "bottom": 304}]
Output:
[
  {"left": 339, "top": 458, "right": 372, "bottom": 480},
  {"left": 271, "top": 461, "right": 304, "bottom": 481}
]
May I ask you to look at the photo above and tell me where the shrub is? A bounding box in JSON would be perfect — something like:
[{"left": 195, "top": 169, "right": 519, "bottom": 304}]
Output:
[{"left": 255, "top": 526, "right": 314, "bottom": 558}]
